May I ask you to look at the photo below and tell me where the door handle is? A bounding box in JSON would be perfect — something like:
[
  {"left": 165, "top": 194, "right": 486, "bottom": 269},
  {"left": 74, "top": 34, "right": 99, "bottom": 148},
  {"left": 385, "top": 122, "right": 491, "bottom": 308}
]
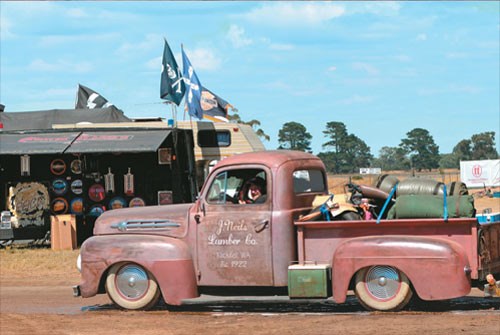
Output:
[{"left": 254, "top": 220, "right": 269, "bottom": 233}]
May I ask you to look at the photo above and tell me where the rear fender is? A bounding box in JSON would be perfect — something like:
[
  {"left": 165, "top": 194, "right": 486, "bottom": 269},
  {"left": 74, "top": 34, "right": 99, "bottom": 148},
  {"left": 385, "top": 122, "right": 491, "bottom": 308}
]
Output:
[
  {"left": 331, "top": 236, "right": 471, "bottom": 303},
  {"left": 80, "top": 234, "right": 198, "bottom": 305}
]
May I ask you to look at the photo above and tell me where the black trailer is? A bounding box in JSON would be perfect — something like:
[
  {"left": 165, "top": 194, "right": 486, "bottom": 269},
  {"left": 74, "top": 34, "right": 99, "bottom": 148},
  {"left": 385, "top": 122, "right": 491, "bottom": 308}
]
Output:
[{"left": 0, "top": 108, "right": 197, "bottom": 244}]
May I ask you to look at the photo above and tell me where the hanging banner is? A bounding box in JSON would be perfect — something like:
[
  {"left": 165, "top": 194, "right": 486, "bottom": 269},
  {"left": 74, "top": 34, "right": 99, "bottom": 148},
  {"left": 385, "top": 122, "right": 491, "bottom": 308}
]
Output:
[{"left": 460, "top": 159, "right": 500, "bottom": 188}]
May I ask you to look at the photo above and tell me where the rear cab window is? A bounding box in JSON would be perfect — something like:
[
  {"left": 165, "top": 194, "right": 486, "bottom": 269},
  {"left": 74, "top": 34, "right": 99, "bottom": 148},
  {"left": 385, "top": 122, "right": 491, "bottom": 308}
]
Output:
[{"left": 293, "top": 169, "right": 326, "bottom": 194}]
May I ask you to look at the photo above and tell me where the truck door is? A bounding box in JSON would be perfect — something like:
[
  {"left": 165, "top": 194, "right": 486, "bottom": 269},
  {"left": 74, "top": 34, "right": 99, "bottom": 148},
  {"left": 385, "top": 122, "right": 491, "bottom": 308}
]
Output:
[{"left": 196, "top": 167, "right": 273, "bottom": 286}]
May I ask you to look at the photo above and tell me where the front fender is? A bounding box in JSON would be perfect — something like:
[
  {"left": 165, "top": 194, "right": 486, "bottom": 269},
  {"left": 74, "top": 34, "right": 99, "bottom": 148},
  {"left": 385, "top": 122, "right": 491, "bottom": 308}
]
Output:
[
  {"left": 332, "top": 235, "right": 471, "bottom": 303},
  {"left": 79, "top": 234, "right": 198, "bottom": 305}
]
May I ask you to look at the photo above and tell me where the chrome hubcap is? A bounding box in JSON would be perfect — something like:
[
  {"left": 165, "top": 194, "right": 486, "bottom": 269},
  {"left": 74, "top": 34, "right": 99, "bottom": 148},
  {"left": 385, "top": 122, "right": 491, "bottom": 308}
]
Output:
[
  {"left": 116, "top": 264, "right": 149, "bottom": 299},
  {"left": 365, "top": 266, "right": 401, "bottom": 300}
]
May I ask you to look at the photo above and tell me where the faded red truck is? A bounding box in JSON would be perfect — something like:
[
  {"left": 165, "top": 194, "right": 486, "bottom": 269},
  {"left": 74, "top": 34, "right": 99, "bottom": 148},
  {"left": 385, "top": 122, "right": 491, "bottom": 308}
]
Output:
[{"left": 74, "top": 150, "right": 500, "bottom": 311}]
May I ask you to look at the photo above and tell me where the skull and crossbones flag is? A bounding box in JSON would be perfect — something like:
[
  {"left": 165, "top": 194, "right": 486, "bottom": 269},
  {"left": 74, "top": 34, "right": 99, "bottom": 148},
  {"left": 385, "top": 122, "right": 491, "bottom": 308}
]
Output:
[
  {"left": 75, "top": 84, "right": 113, "bottom": 109},
  {"left": 160, "top": 38, "right": 186, "bottom": 106}
]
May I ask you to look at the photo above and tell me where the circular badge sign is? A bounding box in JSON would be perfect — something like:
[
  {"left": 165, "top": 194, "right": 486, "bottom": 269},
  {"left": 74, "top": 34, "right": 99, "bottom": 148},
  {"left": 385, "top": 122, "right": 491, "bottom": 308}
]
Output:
[
  {"left": 70, "top": 197, "right": 84, "bottom": 215},
  {"left": 88, "top": 204, "right": 105, "bottom": 217},
  {"left": 71, "top": 179, "right": 83, "bottom": 195},
  {"left": 51, "top": 179, "right": 68, "bottom": 196},
  {"left": 50, "top": 159, "right": 67, "bottom": 175},
  {"left": 51, "top": 197, "right": 68, "bottom": 215},
  {"left": 88, "top": 184, "right": 105, "bottom": 202},
  {"left": 109, "top": 197, "right": 127, "bottom": 210},
  {"left": 70, "top": 159, "right": 82, "bottom": 174},
  {"left": 129, "top": 197, "right": 146, "bottom": 207}
]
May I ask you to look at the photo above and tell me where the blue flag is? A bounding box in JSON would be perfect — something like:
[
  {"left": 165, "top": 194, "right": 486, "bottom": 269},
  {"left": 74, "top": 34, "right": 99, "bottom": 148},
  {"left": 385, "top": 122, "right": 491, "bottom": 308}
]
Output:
[
  {"left": 160, "top": 39, "right": 185, "bottom": 105},
  {"left": 182, "top": 47, "right": 203, "bottom": 120}
]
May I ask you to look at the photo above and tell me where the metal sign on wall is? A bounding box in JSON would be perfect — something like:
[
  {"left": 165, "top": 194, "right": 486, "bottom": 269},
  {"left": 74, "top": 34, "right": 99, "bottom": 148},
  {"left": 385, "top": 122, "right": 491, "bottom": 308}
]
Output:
[{"left": 460, "top": 159, "right": 500, "bottom": 188}]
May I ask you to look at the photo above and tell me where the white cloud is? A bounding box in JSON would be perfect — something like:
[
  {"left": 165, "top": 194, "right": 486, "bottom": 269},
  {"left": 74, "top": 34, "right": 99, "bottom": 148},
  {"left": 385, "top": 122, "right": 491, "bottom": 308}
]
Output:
[
  {"left": 227, "top": 24, "right": 252, "bottom": 48},
  {"left": 340, "top": 95, "right": 374, "bottom": 105},
  {"left": 446, "top": 52, "right": 468, "bottom": 59},
  {"left": 29, "top": 59, "right": 93, "bottom": 73},
  {"left": 39, "top": 33, "right": 119, "bottom": 46},
  {"left": 327, "top": 66, "right": 337, "bottom": 72},
  {"left": 146, "top": 56, "right": 162, "bottom": 71},
  {"left": 243, "top": 2, "right": 345, "bottom": 26},
  {"left": 393, "top": 54, "right": 412, "bottom": 62},
  {"left": 66, "top": 8, "right": 88, "bottom": 18},
  {"left": 183, "top": 48, "right": 221, "bottom": 71},
  {"left": 117, "top": 34, "right": 162, "bottom": 53},
  {"left": 418, "top": 84, "right": 481, "bottom": 96},
  {"left": 416, "top": 33, "right": 428, "bottom": 41},
  {"left": 0, "top": 16, "right": 15, "bottom": 40},
  {"left": 45, "top": 88, "right": 76, "bottom": 97},
  {"left": 352, "top": 62, "right": 379, "bottom": 75},
  {"left": 348, "top": 2, "right": 401, "bottom": 17},
  {"left": 269, "top": 43, "right": 294, "bottom": 51}
]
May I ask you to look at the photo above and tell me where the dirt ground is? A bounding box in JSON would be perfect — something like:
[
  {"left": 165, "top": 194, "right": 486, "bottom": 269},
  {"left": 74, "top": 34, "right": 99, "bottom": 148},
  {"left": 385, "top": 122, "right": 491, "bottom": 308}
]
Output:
[{"left": 0, "top": 196, "right": 499, "bottom": 335}]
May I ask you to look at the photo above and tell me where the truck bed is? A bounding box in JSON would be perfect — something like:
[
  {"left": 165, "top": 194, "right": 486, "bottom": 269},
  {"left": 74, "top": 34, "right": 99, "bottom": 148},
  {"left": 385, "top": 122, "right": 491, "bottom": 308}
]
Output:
[{"left": 295, "top": 218, "right": 500, "bottom": 280}]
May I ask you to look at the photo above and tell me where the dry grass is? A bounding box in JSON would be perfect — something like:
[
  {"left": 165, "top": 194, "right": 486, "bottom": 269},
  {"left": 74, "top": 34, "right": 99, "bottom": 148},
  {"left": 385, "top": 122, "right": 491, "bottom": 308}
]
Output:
[{"left": 0, "top": 247, "right": 80, "bottom": 279}]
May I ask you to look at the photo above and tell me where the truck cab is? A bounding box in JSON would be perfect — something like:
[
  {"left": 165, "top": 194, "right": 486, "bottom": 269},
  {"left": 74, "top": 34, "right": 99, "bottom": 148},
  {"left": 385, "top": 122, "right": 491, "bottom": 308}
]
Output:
[{"left": 191, "top": 150, "right": 327, "bottom": 287}]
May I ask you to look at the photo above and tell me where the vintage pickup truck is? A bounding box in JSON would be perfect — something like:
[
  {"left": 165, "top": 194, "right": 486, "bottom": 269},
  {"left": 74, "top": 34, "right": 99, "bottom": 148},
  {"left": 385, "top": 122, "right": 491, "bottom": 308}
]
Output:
[{"left": 74, "top": 150, "right": 500, "bottom": 312}]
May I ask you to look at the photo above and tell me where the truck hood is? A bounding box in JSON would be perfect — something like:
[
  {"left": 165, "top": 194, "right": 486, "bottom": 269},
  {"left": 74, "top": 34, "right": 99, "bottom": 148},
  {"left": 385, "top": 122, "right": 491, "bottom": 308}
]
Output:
[{"left": 93, "top": 203, "right": 193, "bottom": 238}]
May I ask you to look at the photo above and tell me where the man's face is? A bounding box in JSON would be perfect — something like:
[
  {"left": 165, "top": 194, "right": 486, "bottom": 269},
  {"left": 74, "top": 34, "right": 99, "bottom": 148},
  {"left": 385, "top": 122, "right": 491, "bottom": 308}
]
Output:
[{"left": 249, "top": 184, "right": 262, "bottom": 198}]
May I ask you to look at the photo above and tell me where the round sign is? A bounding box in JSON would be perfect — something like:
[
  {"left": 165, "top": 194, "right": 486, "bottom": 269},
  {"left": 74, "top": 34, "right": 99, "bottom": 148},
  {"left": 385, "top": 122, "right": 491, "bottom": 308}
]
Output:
[
  {"left": 70, "top": 159, "right": 82, "bottom": 174},
  {"left": 50, "top": 159, "right": 66, "bottom": 175},
  {"left": 71, "top": 179, "right": 83, "bottom": 195},
  {"left": 88, "top": 184, "right": 105, "bottom": 202},
  {"left": 51, "top": 197, "right": 68, "bottom": 215},
  {"left": 70, "top": 197, "right": 84, "bottom": 215},
  {"left": 51, "top": 179, "right": 68, "bottom": 196},
  {"left": 129, "top": 197, "right": 146, "bottom": 207},
  {"left": 88, "top": 204, "right": 105, "bottom": 217},
  {"left": 109, "top": 197, "right": 127, "bottom": 210}
]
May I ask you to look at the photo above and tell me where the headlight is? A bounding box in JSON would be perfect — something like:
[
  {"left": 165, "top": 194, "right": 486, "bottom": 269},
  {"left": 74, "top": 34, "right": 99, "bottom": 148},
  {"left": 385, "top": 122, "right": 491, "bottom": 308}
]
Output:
[{"left": 76, "top": 253, "right": 82, "bottom": 273}]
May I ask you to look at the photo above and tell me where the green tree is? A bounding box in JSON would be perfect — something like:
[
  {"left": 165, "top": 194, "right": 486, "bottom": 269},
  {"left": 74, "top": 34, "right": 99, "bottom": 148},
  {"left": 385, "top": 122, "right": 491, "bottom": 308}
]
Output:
[
  {"left": 373, "top": 146, "right": 411, "bottom": 171},
  {"left": 277, "top": 121, "right": 312, "bottom": 152},
  {"left": 471, "top": 132, "right": 498, "bottom": 160},
  {"left": 439, "top": 153, "right": 459, "bottom": 169},
  {"left": 400, "top": 128, "right": 440, "bottom": 171},
  {"left": 228, "top": 108, "right": 270, "bottom": 142},
  {"left": 453, "top": 139, "right": 472, "bottom": 161},
  {"left": 321, "top": 121, "right": 372, "bottom": 173},
  {"left": 322, "top": 121, "right": 348, "bottom": 154},
  {"left": 344, "top": 134, "right": 373, "bottom": 171}
]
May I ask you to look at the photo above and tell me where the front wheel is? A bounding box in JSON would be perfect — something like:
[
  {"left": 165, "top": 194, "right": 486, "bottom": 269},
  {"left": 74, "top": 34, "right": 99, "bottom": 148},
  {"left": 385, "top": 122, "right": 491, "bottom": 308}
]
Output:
[
  {"left": 354, "top": 265, "right": 413, "bottom": 312},
  {"left": 105, "top": 262, "right": 161, "bottom": 310}
]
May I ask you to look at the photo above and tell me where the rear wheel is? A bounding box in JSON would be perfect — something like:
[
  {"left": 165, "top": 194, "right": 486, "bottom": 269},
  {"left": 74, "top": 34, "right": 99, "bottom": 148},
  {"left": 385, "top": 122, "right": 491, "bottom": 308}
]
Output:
[
  {"left": 354, "top": 265, "right": 413, "bottom": 311},
  {"left": 105, "top": 262, "right": 161, "bottom": 310}
]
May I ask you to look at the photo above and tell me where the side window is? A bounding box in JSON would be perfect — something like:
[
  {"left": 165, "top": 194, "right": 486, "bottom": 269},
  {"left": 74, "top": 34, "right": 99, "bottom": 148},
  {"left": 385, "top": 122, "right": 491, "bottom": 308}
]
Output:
[
  {"left": 293, "top": 169, "right": 325, "bottom": 193},
  {"left": 198, "top": 130, "right": 231, "bottom": 148},
  {"left": 206, "top": 169, "right": 267, "bottom": 204}
]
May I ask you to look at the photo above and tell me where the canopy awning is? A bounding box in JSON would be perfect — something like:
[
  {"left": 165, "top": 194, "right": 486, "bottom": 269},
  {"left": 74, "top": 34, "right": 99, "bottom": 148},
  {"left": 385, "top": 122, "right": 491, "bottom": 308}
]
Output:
[
  {"left": 0, "top": 132, "right": 80, "bottom": 154},
  {"left": 64, "top": 130, "right": 171, "bottom": 154}
]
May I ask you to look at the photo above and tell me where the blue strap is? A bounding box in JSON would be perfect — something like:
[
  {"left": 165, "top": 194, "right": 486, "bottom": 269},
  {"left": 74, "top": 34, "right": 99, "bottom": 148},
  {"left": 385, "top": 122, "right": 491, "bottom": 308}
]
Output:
[
  {"left": 377, "top": 183, "right": 398, "bottom": 224},
  {"left": 443, "top": 184, "right": 448, "bottom": 222},
  {"left": 320, "top": 204, "right": 331, "bottom": 221}
]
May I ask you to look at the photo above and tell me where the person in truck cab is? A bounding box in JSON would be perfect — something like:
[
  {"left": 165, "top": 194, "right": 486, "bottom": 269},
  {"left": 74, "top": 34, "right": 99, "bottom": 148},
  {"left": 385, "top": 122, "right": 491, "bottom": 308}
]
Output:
[{"left": 239, "top": 177, "right": 266, "bottom": 204}]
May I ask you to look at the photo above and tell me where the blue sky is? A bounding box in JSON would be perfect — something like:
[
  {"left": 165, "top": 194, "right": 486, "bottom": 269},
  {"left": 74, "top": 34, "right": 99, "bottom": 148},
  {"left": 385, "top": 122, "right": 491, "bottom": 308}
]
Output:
[{"left": 1, "top": 1, "right": 499, "bottom": 155}]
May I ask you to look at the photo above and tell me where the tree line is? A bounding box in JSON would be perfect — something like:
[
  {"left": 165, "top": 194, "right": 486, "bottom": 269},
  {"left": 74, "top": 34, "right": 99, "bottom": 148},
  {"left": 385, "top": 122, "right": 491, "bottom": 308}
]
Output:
[{"left": 275, "top": 121, "right": 498, "bottom": 174}]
